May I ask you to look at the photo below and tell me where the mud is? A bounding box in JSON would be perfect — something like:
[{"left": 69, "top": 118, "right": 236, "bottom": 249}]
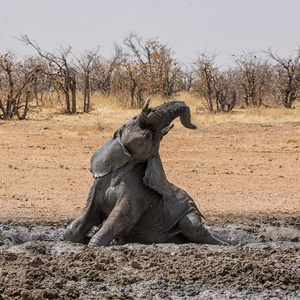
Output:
[{"left": 0, "top": 221, "right": 299, "bottom": 299}]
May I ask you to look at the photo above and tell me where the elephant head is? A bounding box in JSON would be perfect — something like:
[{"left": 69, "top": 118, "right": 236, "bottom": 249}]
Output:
[{"left": 90, "top": 98, "right": 196, "bottom": 198}]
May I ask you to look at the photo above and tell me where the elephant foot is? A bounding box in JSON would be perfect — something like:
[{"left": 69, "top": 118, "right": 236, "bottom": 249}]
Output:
[
  {"left": 87, "top": 227, "right": 114, "bottom": 247},
  {"left": 88, "top": 236, "right": 106, "bottom": 247},
  {"left": 200, "top": 229, "right": 228, "bottom": 245},
  {"left": 64, "top": 229, "right": 85, "bottom": 244},
  {"left": 64, "top": 223, "right": 90, "bottom": 244},
  {"left": 178, "top": 214, "right": 228, "bottom": 245}
]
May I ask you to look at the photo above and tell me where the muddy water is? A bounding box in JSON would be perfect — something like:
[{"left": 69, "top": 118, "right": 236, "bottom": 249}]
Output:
[{"left": 0, "top": 222, "right": 299, "bottom": 299}]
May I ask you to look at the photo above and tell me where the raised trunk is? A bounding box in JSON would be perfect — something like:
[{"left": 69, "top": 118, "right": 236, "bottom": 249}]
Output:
[{"left": 140, "top": 101, "right": 196, "bottom": 132}]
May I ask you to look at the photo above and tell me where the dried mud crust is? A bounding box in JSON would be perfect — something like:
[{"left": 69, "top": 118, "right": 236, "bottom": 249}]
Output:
[{"left": 0, "top": 244, "right": 299, "bottom": 299}]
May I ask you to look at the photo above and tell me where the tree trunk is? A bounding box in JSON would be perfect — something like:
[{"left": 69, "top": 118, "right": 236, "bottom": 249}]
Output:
[
  {"left": 83, "top": 74, "right": 90, "bottom": 113},
  {"left": 283, "top": 90, "right": 293, "bottom": 108},
  {"left": 87, "top": 88, "right": 90, "bottom": 112},
  {"left": 83, "top": 89, "right": 87, "bottom": 113},
  {"left": 71, "top": 82, "right": 76, "bottom": 114},
  {"left": 6, "top": 71, "right": 14, "bottom": 119},
  {"left": 65, "top": 89, "right": 71, "bottom": 113},
  {"left": 17, "top": 90, "right": 30, "bottom": 120},
  {"left": 207, "top": 86, "right": 213, "bottom": 111}
]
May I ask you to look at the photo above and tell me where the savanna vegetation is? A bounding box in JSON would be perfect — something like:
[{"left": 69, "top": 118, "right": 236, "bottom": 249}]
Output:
[{"left": 1, "top": 33, "right": 300, "bottom": 120}]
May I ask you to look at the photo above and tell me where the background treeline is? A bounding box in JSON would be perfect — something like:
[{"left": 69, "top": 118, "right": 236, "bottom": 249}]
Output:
[{"left": 1, "top": 33, "right": 300, "bottom": 120}]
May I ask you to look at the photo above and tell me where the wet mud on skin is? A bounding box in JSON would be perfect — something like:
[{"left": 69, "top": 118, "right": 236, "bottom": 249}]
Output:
[{"left": 0, "top": 220, "right": 299, "bottom": 300}]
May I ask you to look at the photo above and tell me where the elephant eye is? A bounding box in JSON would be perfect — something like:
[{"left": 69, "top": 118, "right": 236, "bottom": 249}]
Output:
[
  {"left": 114, "top": 125, "right": 125, "bottom": 138},
  {"left": 144, "top": 129, "right": 153, "bottom": 139}
]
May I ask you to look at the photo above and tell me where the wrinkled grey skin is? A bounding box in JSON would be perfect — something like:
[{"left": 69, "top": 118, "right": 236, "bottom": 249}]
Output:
[{"left": 65, "top": 99, "right": 226, "bottom": 247}]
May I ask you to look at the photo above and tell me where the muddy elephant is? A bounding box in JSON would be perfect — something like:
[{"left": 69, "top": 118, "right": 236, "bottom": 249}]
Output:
[{"left": 65, "top": 99, "right": 225, "bottom": 247}]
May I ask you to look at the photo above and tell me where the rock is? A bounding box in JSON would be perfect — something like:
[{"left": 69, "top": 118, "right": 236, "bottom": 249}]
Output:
[
  {"left": 29, "top": 256, "right": 44, "bottom": 268},
  {"left": 131, "top": 260, "right": 141, "bottom": 269}
]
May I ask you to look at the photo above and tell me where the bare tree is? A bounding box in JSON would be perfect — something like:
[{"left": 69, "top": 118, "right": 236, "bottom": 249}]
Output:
[
  {"left": 122, "top": 33, "right": 183, "bottom": 103},
  {"left": 182, "top": 64, "right": 195, "bottom": 92},
  {"left": 76, "top": 48, "right": 100, "bottom": 112},
  {"left": 234, "top": 51, "right": 273, "bottom": 107},
  {"left": 111, "top": 35, "right": 149, "bottom": 107},
  {"left": 21, "top": 35, "right": 77, "bottom": 113},
  {"left": 192, "top": 53, "right": 237, "bottom": 112},
  {"left": 266, "top": 48, "right": 300, "bottom": 108},
  {"left": 112, "top": 52, "right": 147, "bottom": 108},
  {"left": 91, "top": 45, "right": 123, "bottom": 97},
  {"left": 214, "top": 69, "right": 237, "bottom": 112},
  {"left": 192, "top": 52, "right": 217, "bottom": 111},
  {"left": 0, "top": 52, "right": 40, "bottom": 119},
  {"left": 24, "top": 57, "right": 52, "bottom": 107}
]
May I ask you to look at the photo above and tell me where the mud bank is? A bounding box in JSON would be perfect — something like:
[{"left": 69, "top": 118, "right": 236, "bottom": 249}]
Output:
[{"left": 0, "top": 222, "right": 299, "bottom": 299}]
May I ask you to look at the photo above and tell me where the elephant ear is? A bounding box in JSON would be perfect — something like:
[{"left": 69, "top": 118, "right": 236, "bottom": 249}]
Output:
[
  {"left": 90, "top": 137, "right": 132, "bottom": 178},
  {"left": 143, "top": 154, "right": 173, "bottom": 200}
]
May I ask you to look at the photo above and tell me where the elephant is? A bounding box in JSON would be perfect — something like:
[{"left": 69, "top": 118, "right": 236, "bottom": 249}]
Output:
[{"left": 64, "top": 99, "right": 226, "bottom": 247}]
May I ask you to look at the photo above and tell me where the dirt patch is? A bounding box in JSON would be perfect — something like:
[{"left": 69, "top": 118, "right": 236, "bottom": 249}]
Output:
[
  {"left": 0, "top": 113, "right": 299, "bottom": 224},
  {"left": 0, "top": 222, "right": 299, "bottom": 299},
  {"left": 0, "top": 245, "right": 299, "bottom": 299},
  {"left": 0, "top": 108, "right": 300, "bottom": 299}
]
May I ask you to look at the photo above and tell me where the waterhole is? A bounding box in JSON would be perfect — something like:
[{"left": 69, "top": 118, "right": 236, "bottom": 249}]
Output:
[
  {"left": 0, "top": 222, "right": 299, "bottom": 299},
  {"left": 0, "top": 222, "right": 299, "bottom": 255}
]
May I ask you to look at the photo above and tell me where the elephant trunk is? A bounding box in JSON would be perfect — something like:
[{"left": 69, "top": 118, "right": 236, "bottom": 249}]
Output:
[{"left": 140, "top": 101, "right": 197, "bottom": 132}]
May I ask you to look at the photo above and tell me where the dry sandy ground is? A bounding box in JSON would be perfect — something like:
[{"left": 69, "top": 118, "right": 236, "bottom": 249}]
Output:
[
  {"left": 0, "top": 105, "right": 299, "bottom": 299},
  {"left": 0, "top": 107, "right": 299, "bottom": 224}
]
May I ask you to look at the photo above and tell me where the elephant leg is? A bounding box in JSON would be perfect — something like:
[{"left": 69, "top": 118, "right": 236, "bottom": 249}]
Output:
[
  {"left": 65, "top": 180, "right": 104, "bottom": 243},
  {"left": 178, "top": 210, "right": 227, "bottom": 245},
  {"left": 88, "top": 193, "right": 139, "bottom": 247}
]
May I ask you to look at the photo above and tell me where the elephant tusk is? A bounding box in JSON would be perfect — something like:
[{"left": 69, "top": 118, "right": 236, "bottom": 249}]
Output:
[
  {"left": 139, "top": 97, "right": 151, "bottom": 128},
  {"left": 161, "top": 124, "right": 174, "bottom": 136},
  {"left": 142, "top": 97, "right": 150, "bottom": 113}
]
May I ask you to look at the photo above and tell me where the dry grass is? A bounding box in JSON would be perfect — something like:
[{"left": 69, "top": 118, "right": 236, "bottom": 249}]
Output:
[
  {"left": 28, "top": 92, "right": 300, "bottom": 129},
  {"left": 90, "top": 93, "right": 124, "bottom": 110},
  {"left": 172, "top": 93, "right": 300, "bottom": 124},
  {"left": 192, "top": 107, "right": 300, "bottom": 125}
]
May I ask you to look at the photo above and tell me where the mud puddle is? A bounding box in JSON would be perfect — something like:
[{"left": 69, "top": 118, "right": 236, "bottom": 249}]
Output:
[
  {"left": 0, "top": 222, "right": 299, "bottom": 299},
  {"left": 0, "top": 222, "right": 299, "bottom": 254}
]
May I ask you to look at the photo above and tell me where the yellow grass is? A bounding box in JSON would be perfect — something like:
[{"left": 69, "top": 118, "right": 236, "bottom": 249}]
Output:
[
  {"left": 173, "top": 92, "right": 300, "bottom": 124},
  {"left": 90, "top": 93, "right": 124, "bottom": 110},
  {"left": 29, "top": 92, "right": 300, "bottom": 128},
  {"left": 192, "top": 107, "right": 300, "bottom": 124}
]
